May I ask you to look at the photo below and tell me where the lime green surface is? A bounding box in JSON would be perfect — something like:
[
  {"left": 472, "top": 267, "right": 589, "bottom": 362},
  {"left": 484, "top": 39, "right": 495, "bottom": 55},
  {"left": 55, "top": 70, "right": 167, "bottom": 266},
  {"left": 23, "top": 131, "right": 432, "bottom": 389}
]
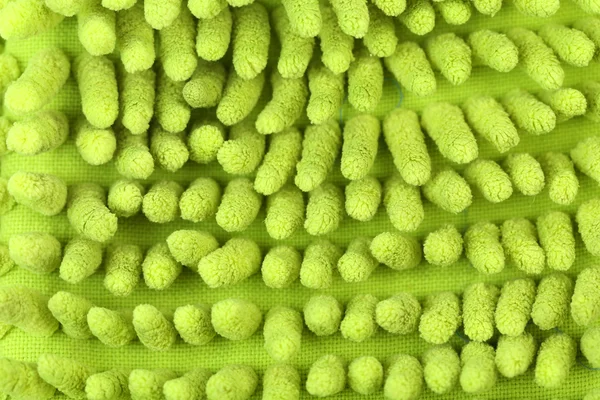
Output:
[{"left": 1, "top": 0, "right": 600, "bottom": 399}]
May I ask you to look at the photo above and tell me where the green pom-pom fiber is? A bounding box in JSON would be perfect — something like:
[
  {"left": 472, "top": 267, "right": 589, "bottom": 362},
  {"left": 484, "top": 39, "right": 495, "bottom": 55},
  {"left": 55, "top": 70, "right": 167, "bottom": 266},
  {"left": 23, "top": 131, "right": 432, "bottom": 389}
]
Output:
[{"left": 9, "top": 232, "right": 61, "bottom": 274}]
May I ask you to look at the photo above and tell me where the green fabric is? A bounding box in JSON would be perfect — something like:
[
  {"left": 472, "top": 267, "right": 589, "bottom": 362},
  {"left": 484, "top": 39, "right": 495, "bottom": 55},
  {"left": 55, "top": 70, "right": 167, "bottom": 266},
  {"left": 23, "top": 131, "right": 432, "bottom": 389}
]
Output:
[{"left": 1, "top": 1, "right": 600, "bottom": 399}]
